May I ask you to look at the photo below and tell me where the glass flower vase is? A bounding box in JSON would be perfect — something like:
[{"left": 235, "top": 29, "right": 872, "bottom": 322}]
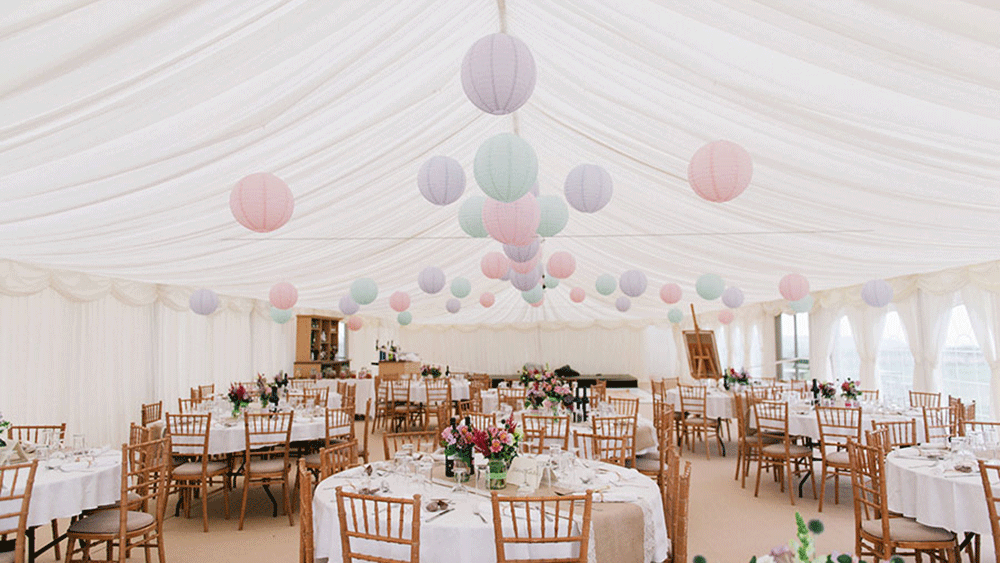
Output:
[{"left": 488, "top": 459, "right": 508, "bottom": 490}]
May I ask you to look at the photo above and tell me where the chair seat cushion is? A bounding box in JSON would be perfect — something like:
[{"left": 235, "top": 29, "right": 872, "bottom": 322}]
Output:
[
  {"left": 861, "top": 517, "right": 955, "bottom": 543},
  {"left": 0, "top": 550, "right": 14, "bottom": 563},
  {"left": 68, "top": 510, "right": 155, "bottom": 535},
  {"left": 93, "top": 492, "right": 143, "bottom": 511},
  {"left": 761, "top": 443, "right": 811, "bottom": 457},
  {"left": 303, "top": 452, "right": 321, "bottom": 467},
  {"left": 684, "top": 417, "right": 718, "bottom": 426},
  {"left": 249, "top": 458, "right": 288, "bottom": 475},
  {"left": 633, "top": 454, "right": 661, "bottom": 472},
  {"left": 825, "top": 450, "right": 850, "bottom": 466},
  {"left": 173, "top": 460, "right": 227, "bottom": 477}
]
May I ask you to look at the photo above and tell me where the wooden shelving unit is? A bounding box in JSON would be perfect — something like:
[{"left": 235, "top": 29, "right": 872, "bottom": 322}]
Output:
[{"left": 293, "top": 315, "right": 347, "bottom": 378}]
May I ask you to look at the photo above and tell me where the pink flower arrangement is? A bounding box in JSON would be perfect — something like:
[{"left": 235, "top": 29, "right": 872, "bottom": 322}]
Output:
[
  {"left": 840, "top": 379, "right": 860, "bottom": 400},
  {"left": 440, "top": 419, "right": 476, "bottom": 463},
  {"left": 471, "top": 416, "right": 521, "bottom": 463},
  {"left": 227, "top": 384, "right": 251, "bottom": 411},
  {"left": 520, "top": 364, "right": 574, "bottom": 411}
]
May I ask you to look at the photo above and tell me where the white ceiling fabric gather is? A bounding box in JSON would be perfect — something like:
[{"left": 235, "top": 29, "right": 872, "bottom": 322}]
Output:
[{"left": 0, "top": 0, "right": 998, "bottom": 327}]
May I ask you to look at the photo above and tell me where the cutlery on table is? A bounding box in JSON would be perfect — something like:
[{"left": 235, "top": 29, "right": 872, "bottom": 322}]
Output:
[{"left": 425, "top": 507, "right": 454, "bottom": 522}]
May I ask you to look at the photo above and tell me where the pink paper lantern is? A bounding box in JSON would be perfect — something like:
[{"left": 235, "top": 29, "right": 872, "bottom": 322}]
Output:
[
  {"left": 446, "top": 298, "right": 461, "bottom": 314},
  {"left": 547, "top": 251, "right": 576, "bottom": 279},
  {"left": 461, "top": 33, "right": 536, "bottom": 115},
  {"left": 687, "top": 140, "right": 753, "bottom": 203},
  {"left": 481, "top": 252, "right": 510, "bottom": 280},
  {"left": 503, "top": 238, "right": 540, "bottom": 263},
  {"left": 482, "top": 194, "right": 540, "bottom": 246},
  {"left": 570, "top": 287, "right": 586, "bottom": 303},
  {"left": 480, "top": 292, "right": 496, "bottom": 308},
  {"left": 346, "top": 316, "right": 363, "bottom": 331},
  {"left": 510, "top": 253, "right": 540, "bottom": 274},
  {"left": 269, "top": 282, "right": 298, "bottom": 309},
  {"left": 389, "top": 291, "right": 411, "bottom": 312},
  {"left": 229, "top": 172, "right": 294, "bottom": 232},
  {"left": 779, "top": 273, "right": 810, "bottom": 302},
  {"left": 530, "top": 297, "right": 544, "bottom": 308},
  {"left": 417, "top": 156, "right": 465, "bottom": 205},
  {"left": 718, "top": 310, "right": 735, "bottom": 325},
  {"left": 659, "top": 283, "right": 682, "bottom": 304}
]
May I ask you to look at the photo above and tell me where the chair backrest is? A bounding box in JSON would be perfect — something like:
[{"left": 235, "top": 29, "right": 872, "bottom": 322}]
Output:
[
  {"left": 672, "top": 461, "right": 692, "bottom": 563},
  {"left": 815, "top": 406, "right": 863, "bottom": 451},
  {"left": 572, "top": 431, "right": 597, "bottom": 460},
  {"left": 141, "top": 401, "right": 163, "bottom": 426},
  {"left": 590, "top": 416, "right": 637, "bottom": 467},
  {"left": 871, "top": 419, "right": 918, "bottom": 450},
  {"left": 922, "top": 406, "right": 953, "bottom": 443},
  {"left": 304, "top": 387, "right": 329, "bottom": 407},
  {"left": 465, "top": 412, "right": 497, "bottom": 432},
  {"left": 909, "top": 390, "right": 941, "bottom": 408},
  {"left": 490, "top": 490, "right": 593, "bottom": 563},
  {"left": 521, "top": 415, "right": 570, "bottom": 454},
  {"left": 320, "top": 440, "right": 360, "bottom": 479},
  {"left": 858, "top": 389, "right": 880, "bottom": 403},
  {"left": 130, "top": 423, "right": 151, "bottom": 446},
  {"left": 651, "top": 398, "right": 675, "bottom": 440},
  {"left": 341, "top": 384, "right": 358, "bottom": 410},
  {"left": 964, "top": 419, "right": 1000, "bottom": 437},
  {"left": 198, "top": 384, "right": 215, "bottom": 400},
  {"left": 325, "top": 406, "right": 356, "bottom": 446},
  {"left": 165, "top": 412, "right": 211, "bottom": 459},
  {"left": 358, "top": 399, "right": 372, "bottom": 464},
  {"left": 650, "top": 379, "right": 666, "bottom": 401},
  {"left": 978, "top": 460, "right": 1000, "bottom": 558},
  {"left": 244, "top": 412, "right": 294, "bottom": 469},
  {"left": 0, "top": 460, "right": 38, "bottom": 563},
  {"left": 289, "top": 378, "right": 313, "bottom": 390},
  {"left": 746, "top": 386, "right": 774, "bottom": 401},
  {"left": 732, "top": 392, "right": 752, "bottom": 441},
  {"left": 605, "top": 396, "right": 639, "bottom": 418},
  {"left": 177, "top": 397, "right": 202, "bottom": 414},
  {"left": 847, "top": 439, "right": 892, "bottom": 560},
  {"left": 382, "top": 430, "right": 438, "bottom": 460},
  {"left": 336, "top": 488, "right": 421, "bottom": 563},
  {"left": 753, "top": 400, "right": 792, "bottom": 450},
  {"left": 424, "top": 380, "right": 452, "bottom": 406},
  {"left": 298, "top": 459, "right": 314, "bottom": 563},
  {"left": 497, "top": 387, "right": 526, "bottom": 409},
  {"left": 390, "top": 380, "right": 412, "bottom": 403},
  {"left": 7, "top": 423, "right": 66, "bottom": 445},
  {"left": 678, "top": 385, "right": 707, "bottom": 417},
  {"left": 590, "top": 381, "right": 607, "bottom": 405},
  {"left": 864, "top": 428, "right": 890, "bottom": 453},
  {"left": 661, "top": 446, "right": 681, "bottom": 547}
]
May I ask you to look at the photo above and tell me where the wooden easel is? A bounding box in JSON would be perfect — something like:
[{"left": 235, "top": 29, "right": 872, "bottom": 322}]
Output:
[{"left": 683, "top": 304, "right": 721, "bottom": 379}]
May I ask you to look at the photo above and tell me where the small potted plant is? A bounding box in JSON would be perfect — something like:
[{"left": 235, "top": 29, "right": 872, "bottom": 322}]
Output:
[
  {"left": 471, "top": 416, "right": 521, "bottom": 490},
  {"left": 0, "top": 412, "right": 10, "bottom": 448}
]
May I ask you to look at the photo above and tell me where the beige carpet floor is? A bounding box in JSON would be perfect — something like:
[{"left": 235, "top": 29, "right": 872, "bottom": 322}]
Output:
[{"left": 28, "top": 400, "right": 996, "bottom": 563}]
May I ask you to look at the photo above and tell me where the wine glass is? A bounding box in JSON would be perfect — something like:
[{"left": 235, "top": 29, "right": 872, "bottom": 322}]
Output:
[{"left": 452, "top": 467, "right": 469, "bottom": 496}]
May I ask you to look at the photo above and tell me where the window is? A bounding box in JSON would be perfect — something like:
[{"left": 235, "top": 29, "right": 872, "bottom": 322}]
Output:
[
  {"left": 831, "top": 316, "right": 859, "bottom": 382},
  {"left": 876, "top": 311, "right": 913, "bottom": 408},
  {"left": 775, "top": 312, "right": 809, "bottom": 380},
  {"left": 337, "top": 320, "right": 347, "bottom": 360},
  {"left": 941, "top": 305, "right": 991, "bottom": 415}
]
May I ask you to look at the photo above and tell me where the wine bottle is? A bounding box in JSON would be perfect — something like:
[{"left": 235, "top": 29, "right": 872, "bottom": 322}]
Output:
[
  {"left": 464, "top": 415, "right": 474, "bottom": 477},
  {"left": 445, "top": 417, "right": 457, "bottom": 478},
  {"left": 811, "top": 378, "right": 820, "bottom": 405}
]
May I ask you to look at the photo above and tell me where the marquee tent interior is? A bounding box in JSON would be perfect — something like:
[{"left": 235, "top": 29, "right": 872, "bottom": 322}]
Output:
[{"left": 2, "top": 0, "right": 1000, "bottom": 445}]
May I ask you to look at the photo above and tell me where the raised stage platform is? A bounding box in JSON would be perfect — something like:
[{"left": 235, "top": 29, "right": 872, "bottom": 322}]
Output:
[{"left": 490, "top": 373, "right": 638, "bottom": 389}]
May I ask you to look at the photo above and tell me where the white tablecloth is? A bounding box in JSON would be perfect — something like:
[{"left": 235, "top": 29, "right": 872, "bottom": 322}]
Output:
[
  {"left": 312, "top": 379, "right": 374, "bottom": 416},
  {"left": 312, "top": 458, "right": 669, "bottom": 563},
  {"left": 168, "top": 411, "right": 346, "bottom": 455},
  {"left": 388, "top": 379, "right": 472, "bottom": 403},
  {"left": 749, "top": 408, "right": 925, "bottom": 443},
  {"left": 17, "top": 450, "right": 122, "bottom": 528},
  {"left": 663, "top": 388, "right": 735, "bottom": 419},
  {"left": 885, "top": 448, "right": 995, "bottom": 538}
]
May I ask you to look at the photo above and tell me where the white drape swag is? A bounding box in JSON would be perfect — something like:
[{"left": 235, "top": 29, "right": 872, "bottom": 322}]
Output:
[
  {"left": 895, "top": 291, "right": 956, "bottom": 394},
  {"left": 846, "top": 305, "right": 888, "bottom": 390},
  {"left": 960, "top": 286, "right": 1000, "bottom": 419}
]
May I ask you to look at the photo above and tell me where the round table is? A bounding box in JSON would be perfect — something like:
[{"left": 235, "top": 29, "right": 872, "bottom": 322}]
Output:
[
  {"left": 312, "top": 457, "right": 669, "bottom": 563},
  {"left": 312, "top": 378, "right": 373, "bottom": 416},
  {"left": 25, "top": 450, "right": 122, "bottom": 528},
  {"left": 663, "top": 388, "right": 735, "bottom": 419},
  {"left": 885, "top": 448, "right": 994, "bottom": 538}
]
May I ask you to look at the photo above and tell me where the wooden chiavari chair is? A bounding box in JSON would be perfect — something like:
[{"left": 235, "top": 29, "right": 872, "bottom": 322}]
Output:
[
  {"left": 520, "top": 415, "right": 570, "bottom": 454},
  {"left": 6, "top": 423, "right": 65, "bottom": 558},
  {"left": 964, "top": 419, "right": 1000, "bottom": 436},
  {"left": 661, "top": 446, "right": 680, "bottom": 553},
  {"left": 590, "top": 381, "right": 607, "bottom": 407},
  {"left": 298, "top": 459, "right": 314, "bottom": 563},
  {"left": 815, "top": 406, "right": 862, "bottom": 512},
  {"left": 871, "top": 420, "right": 918, "bottom": 450},
  {"left": 678, "top": 385, "right": 723, "bottom": 459},
  {"left": 335, "top": 487, "right": 421, "bottom": 563},
  {"left": 340, "top": 383, "right": 357, "bottom": 411},
  {"left": 858, "top": 389, "right": 880, "bottom": 403},
  {"left": 423, "top": 379, "right": 452, "bottom": 430},
  {"left": 752, "top": 400, "right": 816, "bottom": 505},
  {"left": 909, "top": 390, "right": 941, "bottom": 408},
  {"left": 922, "top": 406, "right": 954, "bottom": 444},
  {"left": 303, "top": 387, "right": 329, "bottom": 408},
  {"left": 978, "top": 460, "right": 1000, "bottom": 560},
  {"left": 865, "top": 428, "right": 890, "bottom": 453},
  {"left": 573, "top": 431, "right": 597, "bottom": 460},
  {"left": 497, "top": 387, "right": 526, "bottom": 411},
  {"left": 464, "top": 412, "right": 497, "bottom": 431},
  {"left": 289, "top": 378, "right": 313, "bottom": 390},
  {"left": 357, "top": 399, "right": 372, "bottom": 464},
  {"left": 177, "top": 397, "right": 202, "bottom": 414},
  {"left": 165, "top": 412, "right": 230, "bottom": 532},
  {"left": 650, "top": 379, "right": 667, "bottom": 402},
  {"left": 303, "top": 406, "right": 355, "bottom": 472},
  {"left": 604, "top": 396, "right": 639, "bottom": 418},
  {"left": 490, "top": 490, "right": 593, "bottom": 563},
  {"left": 672, "top": 461, "right": 692, "bottom": 563},
  {"left": 590, "top": 415, "right": 637, "bottom": 467},
  {"left": 141, "top": 401, "right": 162, "bottom": 426},
  {"left": 847, "top": 440, "right": 958, "bottom": 561},
  {"left": 382, "top": 430, "right": 438, "bottom": 460},
  {"left": 390, "top": 380, "right": 422, "bottom": 432},
  {"left": 373, "top": 378, "right": 391, "bottom": 430},
  {"left": 636, "top": 404, "right": 675, "bottom": 483},
  {"left": 239, "top": 411, "right": 294, "bottom": 529},
  {"left": 320, "top": 440, "right": 360, "bottom": 479},
  {"left": 731, "top": 393, "right": 778, "bottom": 488},
  {"left": 0, "top": 460, "right": 37, "bottom": 563},
  {"left": 198, "top": 384, "right": 215, "bottom": 400}
]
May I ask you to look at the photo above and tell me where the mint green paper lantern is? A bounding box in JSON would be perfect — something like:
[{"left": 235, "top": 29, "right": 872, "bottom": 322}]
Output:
[
  {"left": 790, "top": 294, "right": 814, "bottom": 313},
  {"left": 451, "top": 277, "right": 472, "bottom": 298},
  {"left": 695, "top": 274, "right": 725, "bottom": 300},
  {"left": 270, "top": 307, "right": 293, "bottom": 324},
  {"left": 536, "top": 195, "right": 568, "bottom": 237},
  {"left": 595, "top": 274, "right": 616, "bottom": 296},
  {"left": 458, "top": 196, "right": 488, "bottom": 238},
  {"left": 667, "top": 308, "right": 683, "bottom": 324},
  {"left": 397, "top": 311, "right": 413, "bottom": 326},
  {"left": 474, "top": 133, "right": 538, "bottom": 202},
  {"left": 522, "top": 285, "right": 544, "bottom": 304},
  {"left": 543, "top": 276, "right": 559, "bottom": 289},
  {"left": 351, "top": 278, "right": 378, "bottom": 305}
]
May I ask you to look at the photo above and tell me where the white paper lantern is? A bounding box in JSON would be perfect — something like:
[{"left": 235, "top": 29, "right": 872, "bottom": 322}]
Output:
[
  {"left": 861, "top": 279, "right": 893, "bottom": 308},
  {"left": 189, "top": 289, "right": 219, "bottom": 316},
  {"left": 418, "top": 156, "right": 465, "bottom": 205},
  {"left": 504, "top": 238, "right": 540, "bottom": 263},
  {"left": 458, "top": 196, "right": 489, "bottom": 238},
  {"left": 446, "top": 298, "right": 462, "bottom": 314},
  {"left": 564, "top": 164, "right": 613, "bottom": 213},
  {"left": 721, "top": 287, "right": 744, "bottom": 309},
  {"left": 418, "top": 267, "right": 446, "bottom": 294},
  {"left": 474, "top": 134, "right": 538, "bottom": 202},
  {"left": 615, "top": 296, "right": 631, "bottom": 312},
  {"left": 536, "top": 195, "right": 569, "bottom": 237},
  {"left": 339, "top": 295, "right": 360, "bottom": 316},
  {"left": 619, "top": 270, "right": 647, "bottom": 298},
  {"left": 461, "top": 33, "right": 536, "bottom": 115}
]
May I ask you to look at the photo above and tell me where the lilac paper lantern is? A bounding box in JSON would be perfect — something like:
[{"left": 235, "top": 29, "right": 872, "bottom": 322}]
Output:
[
  {"left": 547, "top": 251, "right": 576, "bottom": 279},
  {"left": 615, "top": 296, "right": 631, "bottom": 312},
  {"left": 861, "top": 279, "right": 893, "bottom": 308},
  {"left": 269, "top": 282, "right": 298, "bottom": 310},
  {"left": 480, "top": 292, "right": 496, "bottom": 308},
  {"left": 389, "top": 291, "right": 410, "bottom": 313},
  {"left": 503, "top": 238, "right": 540, "bottom": 263},
  {"left": 718, "top": 310, "right": 735, "bottom": 325},
  {"left": 418, "top": 267, "right": 446, "bottom": 294},
  {"left": 229, "top": 172, "right": 294, "bottom": 233},
  {"left": 482, "top": 193, "right": 540, "bottom": 246},
  {"left": 461, "top": 33, "right": 536, "bottom": 115},
  {"left": 509, "top": 253, "right": 540, "bottom": 274},
  {"left": 687, "top": 141, "right": 753, "bottom": 203},
  {"left": 417, "top": 156, "right": 465, "bottom": 205},
  {"left": 346, "top": 316, "right": 363, "bottom": 331},
  {"left": 619, "top": 270, "right": 647, "bottom": 298},
  {"left": 660, "top": 283, "right": 682, "bottom": 304},
  {"left": 570, "top": 287, "right": 586, "bottom": 303},
  {"left": 510, "top": 266, "right": 542, "bottom": 291},
  {"left": 721, "top": 287, "right": 744, "bottom": 309},
  {"left": 481, "top": 252, "right": 510, "bottom": 279},
  {"left": 339, "top": 295, "right": 359, "bottom": 316},
  {"left": 189, "top": 289, "right": 219, "bottom": 316},
  {"left": 779, "top": 274, "right": 810, "bottom": 302},
  {"left": 564, "top": 164, "right": 613, "bottom": 213},
  {"left": 446, "top": 298, "right": 461, "bottom": 314}
]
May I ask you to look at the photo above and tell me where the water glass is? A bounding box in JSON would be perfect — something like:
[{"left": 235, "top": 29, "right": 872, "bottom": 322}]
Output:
[{"left": 71, "top": 434, "right": 86, "bottom": 454}]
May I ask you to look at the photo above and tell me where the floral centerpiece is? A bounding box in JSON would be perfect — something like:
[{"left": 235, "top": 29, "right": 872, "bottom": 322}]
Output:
[
  {"left": 841, "top": 379, "right": 860, "bottom": 404},
  {"left": 421, "top": 365, "right": 443, "bottom": 379},
  {"left": 227, "top": 384, "right": 252, "bottom": 417},
  {"left": 724, "top": 367, "right": 750, "bottom": 390},
  {"left": 471, "top": 416, "right": 521, "bottom": 489},
  {"left": 521, "top": 365, "right": 574, "bottom": 413},
  {"left": 0, "top": 412, "right": 10, "bottom": 448},
  {"left": 819, "top": 382, "right": 837, "bottom": 401},
  {"left": 256, "top": 374, "right": 279, "bottom": 408},
  {"left": 739, "top": 514, "right": 868, "bottom": 563},
  {"left": 273, "top": 371, "right": 289, "bottom": 389},
  {"left": 440, "top": 418, "right": 476, "bottom": 480}
]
